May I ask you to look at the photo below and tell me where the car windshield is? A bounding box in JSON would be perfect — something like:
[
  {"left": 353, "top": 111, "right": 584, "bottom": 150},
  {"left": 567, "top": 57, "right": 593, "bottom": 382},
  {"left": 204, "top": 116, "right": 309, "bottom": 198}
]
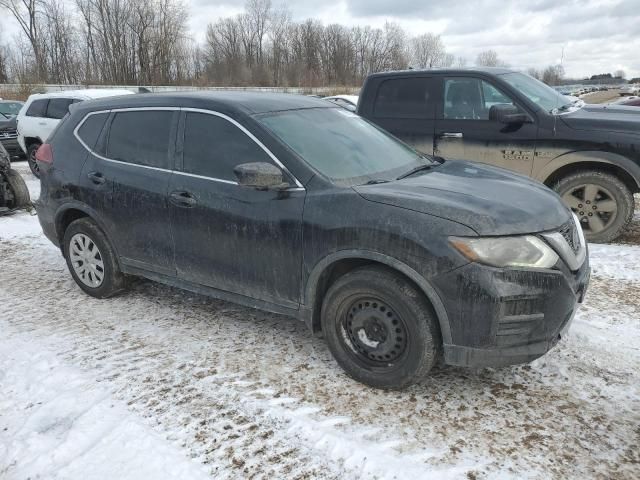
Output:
[
  {"left": 258, "top": 107, "right": 432, "bottom": 185},
  {"left": 501, "top": 72, "right": 576, "bottom": 113},
  {"left": 0, "top": 102, "right": 23, "bottom": 117}
]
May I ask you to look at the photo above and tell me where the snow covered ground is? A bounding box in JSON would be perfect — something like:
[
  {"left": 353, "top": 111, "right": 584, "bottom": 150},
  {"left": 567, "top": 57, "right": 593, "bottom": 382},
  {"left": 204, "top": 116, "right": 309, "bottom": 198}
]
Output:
[{"left": 1, "top": 163, "right": 638, "bottom": 479}]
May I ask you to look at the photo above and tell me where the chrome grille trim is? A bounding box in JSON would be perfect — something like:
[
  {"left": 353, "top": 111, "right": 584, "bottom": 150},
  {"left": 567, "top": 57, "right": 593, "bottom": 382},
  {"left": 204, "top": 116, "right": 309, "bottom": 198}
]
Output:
[{"left": 541, "top": 213, "right": 586, "bottom": 271}]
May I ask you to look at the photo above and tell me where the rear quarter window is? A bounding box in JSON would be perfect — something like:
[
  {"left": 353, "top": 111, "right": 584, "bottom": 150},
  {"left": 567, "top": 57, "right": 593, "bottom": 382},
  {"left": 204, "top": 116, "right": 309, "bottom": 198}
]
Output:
[
  {"left": 46, "top": 98, "right": 75, "bottom": 119},
  {"left": 76, "top": 113, "right": 109, "bottom": 151},
  {"left": 25, "top": 99, "right": 48, "bottom": 117}
]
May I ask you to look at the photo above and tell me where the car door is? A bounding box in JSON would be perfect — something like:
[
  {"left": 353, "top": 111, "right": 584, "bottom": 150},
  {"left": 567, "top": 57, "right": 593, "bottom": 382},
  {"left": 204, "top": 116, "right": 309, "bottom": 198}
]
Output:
[
  {"left": 168, "top": 109, "right": 305, "bottom": 308},
  {"left": 367, "top": 76, "right": 437, "bottom": 156},
  {"left": 78, "top": 108, "right": 178, "bottom": 276},
  {"left": 434, "top": 76, "right": 538, "bottom": 176}
]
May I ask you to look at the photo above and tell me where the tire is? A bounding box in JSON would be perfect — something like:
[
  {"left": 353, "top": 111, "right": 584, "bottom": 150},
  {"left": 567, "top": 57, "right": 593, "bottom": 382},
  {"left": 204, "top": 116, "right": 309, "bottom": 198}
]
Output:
[
  {"left": 321, "top": 265, "right": 440, "bottom": 389},
  {"left": 553, "top": 170, "right": 634, "bottom": 243},
  {"left": 62, "top": 217, "right": 127, "bottom": 298},
  {"left": 3, "top": 168, "right": 31, "bottom": 208},
  {"left": 27, "top": 142, "right": 41, "bottom": 178}
]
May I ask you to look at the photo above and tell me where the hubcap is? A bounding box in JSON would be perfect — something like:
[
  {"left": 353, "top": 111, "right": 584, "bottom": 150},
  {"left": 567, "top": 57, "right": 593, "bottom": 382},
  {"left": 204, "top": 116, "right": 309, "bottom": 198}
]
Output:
[
  {"left": 561, "top": 183, "right": 617, "bottom": 234},
  {"left": 29, "top": 148, "right": 40, "bottom": 174},
  {"left": 69, "top": 233, "right": 105, "bottom": 287},
  {"left": 342, "top": 298, "right": 407, "bottom": 365}
]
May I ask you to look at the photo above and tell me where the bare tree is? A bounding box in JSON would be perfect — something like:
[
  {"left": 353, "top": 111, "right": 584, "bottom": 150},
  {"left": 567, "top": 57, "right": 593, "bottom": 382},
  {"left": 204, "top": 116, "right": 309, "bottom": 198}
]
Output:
[
  {"left": 542, "top": 64, "right": 564, "bottom": 86},
  {"left": 455, "top": 56, "right": 467, "bottom": 68},
  {"left": 410, "top": 33, "right": 445, "bottom": 69},
  {"left": 476, "top": 49, "right": 504, "bottom": 67},
  {"left": 527, "top": 67, "right": 542, "bottom": 80}
]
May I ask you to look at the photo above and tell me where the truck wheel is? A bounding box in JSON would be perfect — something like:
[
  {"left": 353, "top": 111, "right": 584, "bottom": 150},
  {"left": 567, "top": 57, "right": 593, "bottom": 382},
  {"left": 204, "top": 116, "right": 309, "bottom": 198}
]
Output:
[
  {"left": 553, "top": 170, "right": 634, "bottom": 243},
  {"left": 321, "top": 265, "right": 440, "bottom": 389},
  {"left": 4, "top": 168, "right": 31, "bottom": 208},
  {"left": 27, "top": 143, "right": 41, "bottom": 178},
  {"left": 62, "top": 218, "right": 128, "bottom": 298}
]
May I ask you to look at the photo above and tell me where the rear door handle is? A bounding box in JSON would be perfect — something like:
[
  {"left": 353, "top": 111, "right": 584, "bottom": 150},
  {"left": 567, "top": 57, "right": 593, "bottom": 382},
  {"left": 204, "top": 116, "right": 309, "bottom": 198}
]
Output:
[
  {"left": 87, "top": 171, "right": 106, "bottom": 185},
  {"left": 440, "top": 132, "right": 463, "bottom": 139},
  {"left": 169, "top": 191, "right": 197, "bottom": 208}
]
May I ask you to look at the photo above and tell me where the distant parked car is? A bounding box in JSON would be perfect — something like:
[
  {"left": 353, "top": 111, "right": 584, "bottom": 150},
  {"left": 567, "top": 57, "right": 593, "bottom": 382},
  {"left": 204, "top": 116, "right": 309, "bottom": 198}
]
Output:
[
  {"left": 618, "top": 97, "right": 640, "bottom": 107},
  {"left": 323, "top": 95, "right": 359, "bottom": 111},
  {"left": 17, "top": 89, "right": 133, "bottom": 176},
  {"left": 619, "top": 85, "right": 639, "bottom": 96},
  {"left": 0, "top": 113, "right": 24, "bottom": 160},
  {"left": 0, "top": 100, "right": 23, "bottom": 118}
]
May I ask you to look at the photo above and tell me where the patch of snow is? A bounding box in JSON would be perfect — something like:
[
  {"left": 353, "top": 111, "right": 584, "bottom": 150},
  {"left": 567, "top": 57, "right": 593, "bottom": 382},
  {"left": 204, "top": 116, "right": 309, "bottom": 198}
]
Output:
[{"left": 588, "top": 243, "right": 640, "bottom": 282}]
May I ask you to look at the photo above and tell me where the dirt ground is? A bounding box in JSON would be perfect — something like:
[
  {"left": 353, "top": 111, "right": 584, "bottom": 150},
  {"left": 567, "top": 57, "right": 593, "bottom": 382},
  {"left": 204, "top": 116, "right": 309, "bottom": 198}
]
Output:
[
  {"left": 1, "top": 163, "right": 639, "bottom": 479},
  {"left": 582, "top": 88, "right": 623, "bottom": 104}
]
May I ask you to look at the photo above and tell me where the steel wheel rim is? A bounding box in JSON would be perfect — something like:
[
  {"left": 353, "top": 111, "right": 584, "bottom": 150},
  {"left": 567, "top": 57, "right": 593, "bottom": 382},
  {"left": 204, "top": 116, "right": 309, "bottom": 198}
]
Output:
[
  {"left": 561, "top": 183, "right": 617, "bottom": 234},
  {"left": 29, "top": 148, "right": 39, "bottom": 174},
  {"left": 69, "top": 233, "right": 105, "bottom": 288},
  {"left": 341, "top": 297, "right": 408, "bottom": 367}
]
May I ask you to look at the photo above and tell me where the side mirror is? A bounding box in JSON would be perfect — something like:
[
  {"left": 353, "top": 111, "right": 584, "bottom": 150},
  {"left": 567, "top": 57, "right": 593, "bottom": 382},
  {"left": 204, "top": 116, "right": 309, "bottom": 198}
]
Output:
[
  {"left": 234, "top": 162, "right": 288, "bottom": 190},
  {"left": 489, "top": 104, "right": 532, "bottom": 124}
]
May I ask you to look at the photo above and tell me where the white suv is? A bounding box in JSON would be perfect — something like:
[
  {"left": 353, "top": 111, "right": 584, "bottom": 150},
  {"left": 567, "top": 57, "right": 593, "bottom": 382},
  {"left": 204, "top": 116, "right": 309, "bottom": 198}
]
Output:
[{"left": 17, "top": 89, "right": 133, "bottom": 176}]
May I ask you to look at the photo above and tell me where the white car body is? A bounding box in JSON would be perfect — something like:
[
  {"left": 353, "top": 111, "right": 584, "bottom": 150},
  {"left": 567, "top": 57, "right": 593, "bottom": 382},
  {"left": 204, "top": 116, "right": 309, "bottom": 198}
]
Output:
[
  {"left": 17, "top": 89, "right": 134, "bottom": 154},
  {"left": 323, "top": 95, "right": 359, "bottom": 111}
]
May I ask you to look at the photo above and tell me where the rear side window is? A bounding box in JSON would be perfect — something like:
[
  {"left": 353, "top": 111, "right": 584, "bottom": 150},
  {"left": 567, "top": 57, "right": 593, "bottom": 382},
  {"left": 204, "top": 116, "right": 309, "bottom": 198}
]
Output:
[
  {"left": 182, "top": 112, "right": 273, "bottom": 181},
  {"left": 106, "top": 111, "right": 173, "bottom": 169},
  {"left": 25, "top": 99, "right": 48, "bottom": 117},
  {"left": 77, "top": 113, "right": 108, "bottom": 151},
  {"left": 46, "top": 98, "right": 75, "bottom": 119},
  {"left": 374, "top": 78, "right": 434, "bottom": 118}
]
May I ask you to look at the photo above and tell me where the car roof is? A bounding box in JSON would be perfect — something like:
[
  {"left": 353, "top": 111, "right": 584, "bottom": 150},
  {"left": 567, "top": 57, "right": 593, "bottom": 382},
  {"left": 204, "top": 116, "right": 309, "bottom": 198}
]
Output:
[
  {"left": 27, "top": 89, "right": 134, "bottom": 101},
  {"left": 72, "top": 91, "right": 337, "bottom": 116},
  {"left": 366, "top": 67, "right": 515, "bottom": 78}
]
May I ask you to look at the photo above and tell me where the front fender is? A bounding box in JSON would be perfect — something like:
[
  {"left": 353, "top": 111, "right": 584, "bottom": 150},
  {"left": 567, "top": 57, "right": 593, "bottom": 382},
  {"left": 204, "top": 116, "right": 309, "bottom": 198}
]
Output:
[
  {"left": 535, "top": 150, "right": 640, "bottom": 188},
  {"left": 302, "top": 249, "right": 453, "bottom": 344}
]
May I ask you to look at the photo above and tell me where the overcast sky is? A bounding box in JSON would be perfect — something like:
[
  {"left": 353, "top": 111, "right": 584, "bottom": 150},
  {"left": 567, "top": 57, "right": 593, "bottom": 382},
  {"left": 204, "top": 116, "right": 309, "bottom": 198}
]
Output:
[{"left": 1, "top": 0, "right": 638, "bottom": 79}]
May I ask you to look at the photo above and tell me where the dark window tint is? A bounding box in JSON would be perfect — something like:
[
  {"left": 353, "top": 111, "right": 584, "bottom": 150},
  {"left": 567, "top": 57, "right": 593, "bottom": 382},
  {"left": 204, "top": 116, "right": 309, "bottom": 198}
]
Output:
[
  {"left": 374, "top": 78, "right": 433, "bottom": 118},
  {"left": 25, "top": 99, "right": 48, "bottom": 117},
  {"left": 183, "top": 112, "right": 273, "bottom": 181},
  {"left": 107, "top": 111, "right": 173, "bottom": 169},
  {"left": 77, "top": 113, "right": 108, "bottom": 150},
  {"left": 46, "top": 98, "right": 74, "bottom": 119}
]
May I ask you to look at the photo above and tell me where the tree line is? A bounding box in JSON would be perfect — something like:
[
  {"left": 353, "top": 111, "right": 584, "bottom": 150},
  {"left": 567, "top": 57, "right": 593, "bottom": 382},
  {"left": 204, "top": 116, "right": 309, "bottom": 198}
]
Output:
[{"left": 0, "top": 0, "right": 563, "bottom": 88}]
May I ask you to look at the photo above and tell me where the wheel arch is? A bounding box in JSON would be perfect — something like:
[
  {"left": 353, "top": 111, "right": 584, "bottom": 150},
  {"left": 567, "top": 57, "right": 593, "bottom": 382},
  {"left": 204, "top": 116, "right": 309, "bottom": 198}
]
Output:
[
  {"left": 537, "top": 152, "right": 640, "bottom": 194},
  {"left": 302, "top": 250, "right": 452, "bottom": 344},
  {"left": 24, "top": 136, "right": 43, "bottom": 149}
]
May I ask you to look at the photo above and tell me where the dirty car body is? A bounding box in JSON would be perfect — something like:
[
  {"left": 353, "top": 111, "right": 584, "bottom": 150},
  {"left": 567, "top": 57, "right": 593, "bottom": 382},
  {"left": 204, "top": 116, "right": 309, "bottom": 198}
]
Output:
[{"left": 35, "top": 92, "right": 590, "bottom": 387}]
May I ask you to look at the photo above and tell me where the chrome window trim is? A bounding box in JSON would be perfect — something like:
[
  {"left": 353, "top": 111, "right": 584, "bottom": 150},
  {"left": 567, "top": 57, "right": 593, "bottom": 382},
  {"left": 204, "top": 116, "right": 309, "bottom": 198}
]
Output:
[{"left": 73, "top": 106, "right": 305, "bottom": 190}]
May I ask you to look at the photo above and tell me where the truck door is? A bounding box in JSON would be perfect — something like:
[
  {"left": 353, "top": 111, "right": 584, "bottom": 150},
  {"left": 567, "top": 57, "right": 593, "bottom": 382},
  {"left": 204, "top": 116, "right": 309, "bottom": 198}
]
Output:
[{"left": 434, "top": 76, "right": 538, "bottom": 176}]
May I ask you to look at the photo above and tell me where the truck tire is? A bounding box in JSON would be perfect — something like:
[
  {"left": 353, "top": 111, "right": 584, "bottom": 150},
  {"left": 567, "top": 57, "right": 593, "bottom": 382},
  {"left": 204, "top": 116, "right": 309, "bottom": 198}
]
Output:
[
  {"left": 62, "top": 218, "right": 128, "bottom": 298},
  {"left": 27, "top": 142, "right": 41, "bottom": 178},
  {"left": 553, "top": 170, "right": 634, "bottom": 243},
  {"left": 4, "top": 168, "right": 31, "bottom": 208},
  {"left": 321, "top": 265, "right": 440, "bottom": 389}
]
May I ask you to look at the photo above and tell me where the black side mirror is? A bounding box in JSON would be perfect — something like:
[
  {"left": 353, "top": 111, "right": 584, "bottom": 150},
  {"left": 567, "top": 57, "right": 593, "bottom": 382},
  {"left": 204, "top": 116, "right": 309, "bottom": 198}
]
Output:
[
  {"left": 489, "top": 104, "right": 532, "bottom": 124},
  {"left": 234, "top": 162, "right": 289, "bottom": 190}
]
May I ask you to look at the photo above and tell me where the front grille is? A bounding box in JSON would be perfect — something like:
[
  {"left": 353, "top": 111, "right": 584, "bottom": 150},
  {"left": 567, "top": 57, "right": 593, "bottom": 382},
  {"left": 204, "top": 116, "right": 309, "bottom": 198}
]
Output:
[
  {"left": 0, "top": 128, "right": 18, "bottom": 140},
  {"left": 558, "top": 220, "right": 579, "bottom": 254}
]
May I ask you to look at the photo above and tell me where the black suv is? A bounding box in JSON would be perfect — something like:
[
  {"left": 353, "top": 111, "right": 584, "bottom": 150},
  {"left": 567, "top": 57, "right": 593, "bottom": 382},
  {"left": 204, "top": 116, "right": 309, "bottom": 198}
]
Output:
[
  {"left": 357, "top": 68, "right": 640, "bottom": 243},
  {"left": 35, "top": 92, "right": 589, "bottom": 389}
]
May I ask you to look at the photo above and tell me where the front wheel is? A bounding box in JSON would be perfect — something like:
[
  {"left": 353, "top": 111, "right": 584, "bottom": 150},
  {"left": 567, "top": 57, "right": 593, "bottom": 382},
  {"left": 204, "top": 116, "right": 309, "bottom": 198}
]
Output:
[
  {"left": 321, "top": 266, "right": 440, "bottom": 389},
  {"left": 553, "top": 170, "right": 634, "bottom": 243},
  {"left": 27, "top": 143, "right": 42, "bottom": 178},
  {"left": 2, "top": 169, "right": 31, "bottom": 209}
]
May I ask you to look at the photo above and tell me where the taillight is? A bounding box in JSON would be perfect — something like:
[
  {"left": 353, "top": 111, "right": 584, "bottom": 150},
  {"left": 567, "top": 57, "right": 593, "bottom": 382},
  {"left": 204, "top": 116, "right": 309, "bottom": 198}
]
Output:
[{"left": 35, "top": 143, "right": 53, "bottom": 164}]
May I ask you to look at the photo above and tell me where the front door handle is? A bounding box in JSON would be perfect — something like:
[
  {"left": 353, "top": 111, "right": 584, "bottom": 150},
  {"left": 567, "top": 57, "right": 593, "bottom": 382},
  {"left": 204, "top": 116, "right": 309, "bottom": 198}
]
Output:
[
  {"left": 87, "top": 171, "right": 106, "bottom": 185},
  {"left": 169, "top": 191, "right": 197, "bottom": 208},
  {"left": 440, "top": 132, "right": 464, "bottom": 139}
]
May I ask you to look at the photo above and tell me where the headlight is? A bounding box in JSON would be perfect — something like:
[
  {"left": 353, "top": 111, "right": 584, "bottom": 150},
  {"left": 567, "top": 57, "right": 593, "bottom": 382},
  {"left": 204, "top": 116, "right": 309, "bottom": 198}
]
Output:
[{"left": 449, "top": 235, "right": 559, "bottom": 269}]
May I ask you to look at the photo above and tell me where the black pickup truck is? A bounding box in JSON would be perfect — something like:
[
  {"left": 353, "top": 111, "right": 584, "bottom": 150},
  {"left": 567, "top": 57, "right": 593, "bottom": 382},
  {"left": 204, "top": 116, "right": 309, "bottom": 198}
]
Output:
[{"left": 357, "top": 68, "right": 640, "bottom": 243}]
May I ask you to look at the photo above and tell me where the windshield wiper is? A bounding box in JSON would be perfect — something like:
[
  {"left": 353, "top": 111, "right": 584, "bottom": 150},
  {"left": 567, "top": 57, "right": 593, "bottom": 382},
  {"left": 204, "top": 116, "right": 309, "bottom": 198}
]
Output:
[
  {"left": 364, "top": 179, "right": 390, "bottom": 185},
  {"left": 396, "top": 164, "right": 434, "bottom": 180}
]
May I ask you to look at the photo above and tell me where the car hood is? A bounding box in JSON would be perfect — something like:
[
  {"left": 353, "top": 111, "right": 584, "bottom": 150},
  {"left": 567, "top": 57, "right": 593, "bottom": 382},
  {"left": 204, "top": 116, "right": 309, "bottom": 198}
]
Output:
[
  {"left": 354, "top": 161, "right": 571, "bottom": 236},
  {"left": 0, "top": 116, "right": 16, "bottom": 130},
  {"left": 560, "top": 104, "right": 640, "bottom": 135}
]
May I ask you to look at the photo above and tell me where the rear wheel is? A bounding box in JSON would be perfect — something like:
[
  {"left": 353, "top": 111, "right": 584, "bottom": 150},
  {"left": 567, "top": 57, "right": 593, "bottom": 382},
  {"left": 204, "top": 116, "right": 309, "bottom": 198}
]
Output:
[
  {"left": 62, "top": 218, "right": 127, "bottom": 298},
  {"left": 553, "top": 170, "right": 634, "bottom": 243},
  {"left": 321, "top": 266, "right": 440, "bottom": 389},
  {"left": 27, "top": 143, "right": 42, "bottom": 178}
]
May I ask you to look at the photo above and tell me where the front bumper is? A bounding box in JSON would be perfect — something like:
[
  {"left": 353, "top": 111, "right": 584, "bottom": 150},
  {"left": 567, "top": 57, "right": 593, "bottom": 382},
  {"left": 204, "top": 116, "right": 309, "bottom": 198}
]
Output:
[{"left": 433, "top": 258, "right": 590, "bottom": 368}]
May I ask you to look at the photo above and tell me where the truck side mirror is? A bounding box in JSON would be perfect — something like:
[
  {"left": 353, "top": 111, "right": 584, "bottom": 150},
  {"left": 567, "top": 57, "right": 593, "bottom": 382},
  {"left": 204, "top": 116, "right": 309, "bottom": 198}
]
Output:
[{"left": 489, "top": 104, "right": 532, "bottom": 124}]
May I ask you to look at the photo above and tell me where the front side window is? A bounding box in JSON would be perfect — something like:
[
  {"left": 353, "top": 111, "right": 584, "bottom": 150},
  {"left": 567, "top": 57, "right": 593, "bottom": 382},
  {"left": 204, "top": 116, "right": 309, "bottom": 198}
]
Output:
[
  {"left": 374, "top": 77, "right": 434, "bottom": 118},
  {"left": 25, "top": 99, "right": 48, "bottom": 117},
  {"left": 258, "top": 107, "right": 431, "bottom": 185},
  {"left": 46, "top": 98, "right": 74, "bottom": 119},
  {"left": 182, "top": 112, "right": 273, "bottom": 181},
  {"left": 443, "top": 78, "right": 517, "bottom": 120},
  {"left": 106, "top": 111, "right": 173, "bottom": 169}
]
